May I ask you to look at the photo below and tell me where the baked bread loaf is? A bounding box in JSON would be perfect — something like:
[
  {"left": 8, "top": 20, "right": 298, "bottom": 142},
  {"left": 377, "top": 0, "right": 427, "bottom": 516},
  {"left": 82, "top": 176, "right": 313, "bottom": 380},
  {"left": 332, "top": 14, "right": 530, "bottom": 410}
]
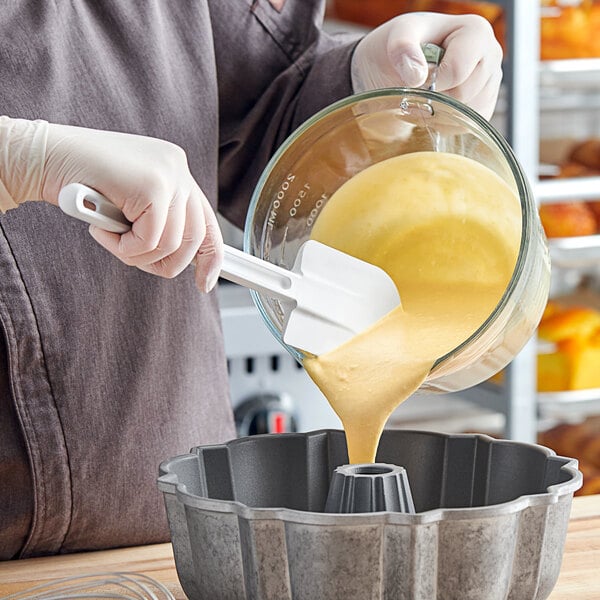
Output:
[
  {"left": 539, "top": 419, "right": 600, "bottom": 496},
  {"left": 569, "top": 139, "right": 600, "bottom": 171},
  {"left": 541, "top": 2, "right": 600, "bottom": 60},
  {"left": 539, "top": 202, "right": 597, "bottom": 238}
]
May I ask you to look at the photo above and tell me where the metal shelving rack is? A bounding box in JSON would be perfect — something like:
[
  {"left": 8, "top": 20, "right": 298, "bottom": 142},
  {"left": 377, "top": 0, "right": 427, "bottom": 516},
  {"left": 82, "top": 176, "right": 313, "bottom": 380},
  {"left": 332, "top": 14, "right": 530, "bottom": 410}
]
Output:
[
  {"left": 462, "top": 1, "right": 600, "bottom": 441},
  {"left": 460, "top": 0, "right": 541, "bottom": 442}
]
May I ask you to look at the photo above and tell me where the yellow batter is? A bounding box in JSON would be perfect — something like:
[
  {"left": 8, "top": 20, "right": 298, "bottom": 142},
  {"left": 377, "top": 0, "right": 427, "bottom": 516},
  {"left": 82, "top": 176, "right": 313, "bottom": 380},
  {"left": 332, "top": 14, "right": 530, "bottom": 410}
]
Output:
[{"left": 303, "top": 152, "right": 521, "bottom": 464}]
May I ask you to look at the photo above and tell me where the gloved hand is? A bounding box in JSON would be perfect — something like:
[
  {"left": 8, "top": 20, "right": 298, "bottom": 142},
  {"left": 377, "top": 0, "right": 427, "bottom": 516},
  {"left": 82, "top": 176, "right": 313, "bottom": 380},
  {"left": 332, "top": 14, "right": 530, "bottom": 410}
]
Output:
[
  {"left": 351, "top": 13, "right": 503, "bottom": 120},
  {"left": 0, "top": 116, "right": 222, "bottom": 292}
]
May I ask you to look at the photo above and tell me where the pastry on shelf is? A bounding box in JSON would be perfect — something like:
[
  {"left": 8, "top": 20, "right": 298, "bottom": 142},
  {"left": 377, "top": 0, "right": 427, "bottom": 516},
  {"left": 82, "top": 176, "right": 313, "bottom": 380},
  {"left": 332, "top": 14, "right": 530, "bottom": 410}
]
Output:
[
  {"left": 539, "top": 421, "right": 593, "bottom": 459},
  {"left": 541, "top": 0, "right": 600, "bottom": 60},
  {"left": 568, "top": 139, "right": 600, "bottom": 171},
  {"left": 540, "top": 137, "right": 600, "bottom": 237},
  {"left": 558, "top": 161, "right": 600, "bottom": 179},
  {"left": 578, "top": 463, "right": 600, "bottom": 495},
  {"left": 537, "top": 302, "right": 600, "bottom": 391},
  {"left": 539, "top": 202, "right": 598, "bottom": 238},
  {"left": 537, "top": 351, "right": 570, "bottom": 392},
  {"left": 330, "top": 0, "right": 600, "bottom": 60},
  {"left": 539, "top": 418, "right": 600, "bottom": 496},
  {"left": 538, "top": 303, "right": 600, "bottom": 342},
  {"left": 328, "top": 0, "right": 505, "bottom": 49},
  {"left": 581, "top": 431, "right": 600, "bottom": 466}
]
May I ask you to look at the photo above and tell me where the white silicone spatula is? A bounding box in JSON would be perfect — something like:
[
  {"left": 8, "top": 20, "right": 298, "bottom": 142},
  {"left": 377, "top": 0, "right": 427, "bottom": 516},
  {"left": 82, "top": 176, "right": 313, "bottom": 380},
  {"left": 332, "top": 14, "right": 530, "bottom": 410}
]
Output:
[{"left": 58, "top": 183, "right": 400, "bottom": 355}]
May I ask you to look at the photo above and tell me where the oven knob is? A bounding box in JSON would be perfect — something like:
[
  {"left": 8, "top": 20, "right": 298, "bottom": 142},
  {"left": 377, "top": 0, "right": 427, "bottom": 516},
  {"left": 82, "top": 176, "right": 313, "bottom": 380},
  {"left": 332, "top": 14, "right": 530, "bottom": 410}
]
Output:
[{"left": 234, "top": 393, "right": 297, "bottom": 436}]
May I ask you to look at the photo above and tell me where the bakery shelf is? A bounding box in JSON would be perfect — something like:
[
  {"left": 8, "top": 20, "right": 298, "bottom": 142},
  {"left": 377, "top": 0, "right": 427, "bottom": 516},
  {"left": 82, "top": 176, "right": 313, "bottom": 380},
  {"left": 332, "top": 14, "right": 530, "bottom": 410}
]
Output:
[
  {"left": 540, "top": 59, "right": 600, "bottom": 89},
  {"left": 538, "top": 389, "right": 600, "bottom": 422},
  {"left": 534, "top": 176, "right": 600, "bottom": 268},
  {"left": 459, "top": 382, "right": 506, "bottom": 415},
  {"left": 548, "top": 235, "right": 600, "bottom": 269},
  {"left": 539, "top": 388, "right": 600, "bottom": 405},
  {"left": 463, "top": 382, "right": 600, "bottom": 418},
  {"left": 536, "top": 177, "right": 600, "bottom": 203},
  {"left": 328, "top": 1, "right": 600, "bottom": 441}
]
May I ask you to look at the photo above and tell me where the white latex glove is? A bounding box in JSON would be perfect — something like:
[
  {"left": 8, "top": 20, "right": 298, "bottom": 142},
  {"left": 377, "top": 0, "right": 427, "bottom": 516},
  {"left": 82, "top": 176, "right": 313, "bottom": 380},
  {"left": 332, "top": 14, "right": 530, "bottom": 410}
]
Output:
[
  {"left": 0, "top": 116, "right": 222, "bottom": 292},
  {"left": 351, "top": 13, "right": 503, "bottom": 120}
]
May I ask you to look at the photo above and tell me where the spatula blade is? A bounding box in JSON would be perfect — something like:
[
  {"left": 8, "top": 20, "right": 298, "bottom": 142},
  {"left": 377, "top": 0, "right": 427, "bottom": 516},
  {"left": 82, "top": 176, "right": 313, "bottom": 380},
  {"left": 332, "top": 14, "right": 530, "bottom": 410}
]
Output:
[{"left": 282, "top": 241, "right": 400, "bottom": 355}]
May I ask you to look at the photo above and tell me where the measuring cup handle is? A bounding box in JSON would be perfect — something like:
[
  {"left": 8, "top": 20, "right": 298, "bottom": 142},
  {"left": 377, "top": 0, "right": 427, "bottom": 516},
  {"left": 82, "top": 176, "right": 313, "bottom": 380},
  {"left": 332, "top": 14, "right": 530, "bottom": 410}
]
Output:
[{"left": 420, "top": 43, "right": 445, "bottom": 92}]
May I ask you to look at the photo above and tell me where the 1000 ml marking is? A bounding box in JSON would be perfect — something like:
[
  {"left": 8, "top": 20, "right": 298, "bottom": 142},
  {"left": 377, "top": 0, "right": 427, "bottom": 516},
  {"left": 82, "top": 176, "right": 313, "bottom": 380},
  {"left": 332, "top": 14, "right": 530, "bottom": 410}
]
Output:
[{"left": 307, "top": 193, "right": 327, "bottom": 227}]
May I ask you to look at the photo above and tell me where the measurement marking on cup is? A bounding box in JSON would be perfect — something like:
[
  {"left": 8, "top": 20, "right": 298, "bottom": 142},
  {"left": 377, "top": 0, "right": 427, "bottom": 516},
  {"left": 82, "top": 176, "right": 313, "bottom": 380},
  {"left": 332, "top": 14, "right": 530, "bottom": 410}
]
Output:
[
  {"left": 267, "top": 173, "right": 296, "bottom": 233},
  {"left": 307, "top": 193, "right": 328, "bottom": 227},
  {"left": 289, "top": 183, "right": 311, "bottom": 217}
]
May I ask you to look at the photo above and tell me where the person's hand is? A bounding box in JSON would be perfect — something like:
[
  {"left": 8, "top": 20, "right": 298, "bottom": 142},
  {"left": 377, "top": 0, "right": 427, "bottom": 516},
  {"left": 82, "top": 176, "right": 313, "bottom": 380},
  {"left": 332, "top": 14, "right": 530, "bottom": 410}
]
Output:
[
  {"left": 0, "top": 117, "right": 222, "bottom": 291},
  {"left": 351, "top": 12, "right": 503, "bottom": 120}
]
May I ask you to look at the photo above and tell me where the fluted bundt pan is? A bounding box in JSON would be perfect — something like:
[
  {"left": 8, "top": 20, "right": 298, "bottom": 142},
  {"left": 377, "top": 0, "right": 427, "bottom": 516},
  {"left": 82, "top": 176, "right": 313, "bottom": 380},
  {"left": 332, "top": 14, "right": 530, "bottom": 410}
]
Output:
[{"left": 157, "top": 429, "right": 582, "bottom": 600}]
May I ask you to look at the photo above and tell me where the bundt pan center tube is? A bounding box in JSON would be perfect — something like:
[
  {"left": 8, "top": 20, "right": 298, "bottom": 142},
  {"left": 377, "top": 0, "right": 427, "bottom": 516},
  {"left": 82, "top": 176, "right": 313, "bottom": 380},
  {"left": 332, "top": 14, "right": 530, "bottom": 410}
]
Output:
[{"left": 158, "top": 429, "right": 582, "bottom": 600}]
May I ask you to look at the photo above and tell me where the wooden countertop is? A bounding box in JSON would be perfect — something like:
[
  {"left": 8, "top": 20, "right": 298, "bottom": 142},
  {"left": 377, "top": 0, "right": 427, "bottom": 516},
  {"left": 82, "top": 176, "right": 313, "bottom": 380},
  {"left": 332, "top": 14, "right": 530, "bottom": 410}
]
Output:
[{"left": 1, "top": 494, "right": 599, "bottom": 599}]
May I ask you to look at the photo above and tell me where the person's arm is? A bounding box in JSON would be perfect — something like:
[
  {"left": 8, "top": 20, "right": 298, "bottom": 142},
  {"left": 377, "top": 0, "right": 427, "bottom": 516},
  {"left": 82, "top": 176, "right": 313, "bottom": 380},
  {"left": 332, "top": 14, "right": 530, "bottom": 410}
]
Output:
[
  {"left": 0, "top": 117, "right": 47, "bottom": 212},
  {"left": 0, "top": 116, "right": 222, "bottom": 291},
  {"left": 216, "top": 1, "right": 502, "bottom": 228}
]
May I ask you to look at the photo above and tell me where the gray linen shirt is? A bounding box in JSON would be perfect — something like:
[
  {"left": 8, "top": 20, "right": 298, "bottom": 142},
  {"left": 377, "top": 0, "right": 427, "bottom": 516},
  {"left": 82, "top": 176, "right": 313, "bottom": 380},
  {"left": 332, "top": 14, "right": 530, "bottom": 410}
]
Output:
[{"left": 0, "top": 0, "right": 356, "bottom": 558}]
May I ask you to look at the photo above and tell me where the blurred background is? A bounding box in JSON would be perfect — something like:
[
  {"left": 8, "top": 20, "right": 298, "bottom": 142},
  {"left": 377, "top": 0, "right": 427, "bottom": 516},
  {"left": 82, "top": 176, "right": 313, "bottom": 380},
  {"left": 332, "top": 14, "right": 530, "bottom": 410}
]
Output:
[{"left": 218, "top": 0, "right": 600, "bottom": 497}]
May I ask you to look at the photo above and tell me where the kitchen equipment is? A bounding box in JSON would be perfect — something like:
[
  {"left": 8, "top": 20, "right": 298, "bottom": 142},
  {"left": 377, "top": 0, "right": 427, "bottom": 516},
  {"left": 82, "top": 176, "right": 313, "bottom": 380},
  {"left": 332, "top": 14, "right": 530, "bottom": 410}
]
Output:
[
  {"left": 3, "top": 573, "right": 176, "bottom": 600},
  {"left": 218, "top": 284, "right": 343, "bottom": 434},
  {"left": 58, "top": 183, "right": 400, "bottom": 356},
  {"left": 158, "top": 429, "right": 582, "bottom": 600},
  {"left": 244, "top": 86, "right": 550, "bottom": 393}
]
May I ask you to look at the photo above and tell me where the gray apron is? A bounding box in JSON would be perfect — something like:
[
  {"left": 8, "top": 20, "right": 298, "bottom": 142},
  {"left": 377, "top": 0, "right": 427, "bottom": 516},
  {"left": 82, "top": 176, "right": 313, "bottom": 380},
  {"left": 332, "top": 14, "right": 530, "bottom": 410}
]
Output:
[{"left": 0, "top": 0, "right": 355, "bottom": 558}]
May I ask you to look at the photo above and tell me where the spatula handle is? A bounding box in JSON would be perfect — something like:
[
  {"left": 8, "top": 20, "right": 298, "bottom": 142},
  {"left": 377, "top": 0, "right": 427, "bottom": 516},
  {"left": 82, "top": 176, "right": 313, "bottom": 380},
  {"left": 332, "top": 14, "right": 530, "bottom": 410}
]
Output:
[
  {"left": 58, "top": 183, "right": 299, "bottom": 303},
  {"left": 221, "top": 246, "right": 297, "bottom": 303},
  {"left": 58, "top": 183, "right": 132, "bottom": 233}
]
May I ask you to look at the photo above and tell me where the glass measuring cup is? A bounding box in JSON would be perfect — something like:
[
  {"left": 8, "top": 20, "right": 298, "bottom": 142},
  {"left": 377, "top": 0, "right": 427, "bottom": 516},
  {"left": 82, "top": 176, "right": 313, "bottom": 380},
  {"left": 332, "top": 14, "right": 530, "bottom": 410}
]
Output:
[{"left": 243, "top": 88, "right": 550, "bottom": 393}]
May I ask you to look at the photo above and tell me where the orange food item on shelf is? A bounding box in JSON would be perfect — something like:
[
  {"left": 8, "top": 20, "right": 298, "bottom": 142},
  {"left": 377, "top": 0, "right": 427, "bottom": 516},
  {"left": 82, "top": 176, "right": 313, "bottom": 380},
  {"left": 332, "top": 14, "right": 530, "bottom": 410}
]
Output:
[
  {"left": 568, "top": 139, "right": 600, "bottom": 170},
  {"left": 329, "top": 0, "right": 404, "bottom": 28},
  {"left": 537, "top": 303, "right": 600, "bottom": 392},
  {"left": 541, "top": 299, "right": 562, "bottom": 321},
  {"left": 329, "top": 0, "right": 506, "bottom": 50},
  {"left": 330, "top": 0, "right": 502, "bottom": 25},
  {"left": 541, "top": 0, "right": 600, "bottom": 60},
  {"left": 580, "top": 432, "right": 600, "bottom": 466},
  {"left": 539, "top": 421, "right": 593, "bottom": 458},
  {"left": 542, "top": 139, "right": 600, "bottom": 236},
  {"left": 538, "top": 352, "right": 570, "bottom": 392},
  {"left": 558, "top": 162, "right": 600, "bottom": 179},
  {"left": 579, "top": 464, "right": 600, "bottom": 495},
  {"left": 538, "top": 419, "right": 600, "bottom": 496},
  {"left": 539, "top": 202, "right": 597, "bottom": 238},
  {"left": 557, "top": 333, "right": 600, "bottom": 390},
  {"left": 587, "top": 201, "right": 600, "bottom": 222},
  {"left": 331, "top": 0, "right": 600, "bottom": 60},
  {"left": 539, "top": 306, "right": 600, "bottom": 341}
]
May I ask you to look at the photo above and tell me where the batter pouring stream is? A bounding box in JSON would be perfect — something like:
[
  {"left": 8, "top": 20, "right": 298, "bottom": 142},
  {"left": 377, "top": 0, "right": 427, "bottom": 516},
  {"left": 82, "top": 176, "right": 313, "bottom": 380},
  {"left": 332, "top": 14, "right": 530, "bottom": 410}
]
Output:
[{"left": 303, "top": 152, "right": 521, "bottom": 464}]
